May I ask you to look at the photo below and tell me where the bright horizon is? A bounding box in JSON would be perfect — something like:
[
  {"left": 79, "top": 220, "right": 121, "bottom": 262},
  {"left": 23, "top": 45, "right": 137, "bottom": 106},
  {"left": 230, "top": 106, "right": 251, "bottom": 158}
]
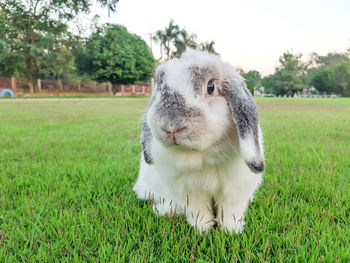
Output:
[{"left": 78, "top": 0, "right": 350, "bottom": 76}]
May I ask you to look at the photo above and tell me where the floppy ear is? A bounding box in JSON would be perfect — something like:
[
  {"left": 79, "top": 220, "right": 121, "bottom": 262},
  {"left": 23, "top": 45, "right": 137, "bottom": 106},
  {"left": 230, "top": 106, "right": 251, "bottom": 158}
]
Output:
[
  {"left": 141, "top": 120, "right": 153, "bottom": 164},
  {"left": 222, "top": 76, "right": 265, "bottom": 173},
  {"left": 140, "top": 70, "right": 165, "bottom": 165}
]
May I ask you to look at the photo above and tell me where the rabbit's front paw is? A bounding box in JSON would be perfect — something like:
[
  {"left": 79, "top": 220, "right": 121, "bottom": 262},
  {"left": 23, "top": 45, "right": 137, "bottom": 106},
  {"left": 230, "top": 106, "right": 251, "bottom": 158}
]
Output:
[
  {"left": 220, "top": 217, "right": 245, "bottom": 234},
  {"left": 185, "top": 200, "right": 215, "bottom": 234},
  {"left": 186, "top": 211, "right": 215, "bottom": 233}
]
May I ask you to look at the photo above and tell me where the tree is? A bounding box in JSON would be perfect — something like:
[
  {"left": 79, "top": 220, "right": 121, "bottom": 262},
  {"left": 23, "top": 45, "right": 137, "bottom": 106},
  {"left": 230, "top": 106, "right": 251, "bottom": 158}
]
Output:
[
  {"left": 270, "top": 51, "right": 308, "bottom": 96},
  {"left": 306, "top": 51, "right": 350, "bottom": 87},
  {"left": 173, "top": 30, "right": 197, "bottom": 57},
  {"left": 273, "top": 70, "right": 307, "bottom": 96},
  {"left": 332, "top": 62, "right": 350, "bottom": 97},
  {"left": 78, "top": 24, "right": 155, "bottom": 84},
  {"left": 0, "top": 0, "right": 119, "bottom": 92},
  {"left": 0, "top": 38, "right": 23, "bottom": 77},
  {"left": 314, "top": 52, "right": 350, "bottom": 70},
  {"left": 261, "top": 75, "right": 277, "bottom": 94},
  {"left": 153, "top": 20, "right": 218, "bottom": 60},
  {"left": 40, "top": 41, "right": 77, "bottom": 81},
  {"left": 276, "top": 52, "right": 308, "bottom": 73},
  {"left": 242, "top": 70, "right": 261, "bottom": 93},
  {"left": 153, "top": 20, "right": 180, "bottom": 60},
  {"left": 311, "top": 70, "right": 333, "bottom": 93},
  {"left": 198, "top": 41, "right": 218, "bottom": 55}
]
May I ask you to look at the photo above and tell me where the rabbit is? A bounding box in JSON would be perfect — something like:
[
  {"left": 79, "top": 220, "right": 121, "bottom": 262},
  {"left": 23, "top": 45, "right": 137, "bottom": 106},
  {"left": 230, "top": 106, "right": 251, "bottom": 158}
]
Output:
[{"left": 133, "top": 50, "right": 265, "bottom": 233}]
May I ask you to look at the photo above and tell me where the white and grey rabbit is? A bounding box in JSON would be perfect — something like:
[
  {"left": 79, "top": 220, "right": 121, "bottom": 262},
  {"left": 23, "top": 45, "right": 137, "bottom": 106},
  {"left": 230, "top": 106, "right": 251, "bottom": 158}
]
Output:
[{"left": 133, "top": 50, "right": 265, "bottom": 233}]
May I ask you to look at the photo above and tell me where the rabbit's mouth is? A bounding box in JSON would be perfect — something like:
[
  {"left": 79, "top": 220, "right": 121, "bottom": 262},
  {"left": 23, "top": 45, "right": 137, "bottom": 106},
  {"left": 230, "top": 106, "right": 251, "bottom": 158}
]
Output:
[
  {"left": 163, "top": 141, "right": 200, "bottom": 152},
  {"left": 159, "top": 132, "right": 188, "bottom": 147},
  {"left": 157, "top": 127, "right": 202, "bottom": 151},
  {"left": 161, "top": 126, "right": 186, "bottom": 144}
]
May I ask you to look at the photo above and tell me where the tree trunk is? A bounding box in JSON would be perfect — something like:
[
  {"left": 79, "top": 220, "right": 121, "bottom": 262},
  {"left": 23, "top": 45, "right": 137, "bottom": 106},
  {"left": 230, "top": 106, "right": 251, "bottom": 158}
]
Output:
[
  {"left": 25, "top": 48, "right": 39, "bottom": 93},
  {"left": 37, "top": 79, "right": 41, "bottom": 92},
  {"left": 26, "top": 55, "right": 34, "bottom": 93},
  {"left": 32, "top": 79, "right": 38, "bottom": 93},
  {"left": 11, "top": 77, "right": 16, "bottom": 91},
  {"left": 28, "top": 81, "right": 34, "bottom": 94}
]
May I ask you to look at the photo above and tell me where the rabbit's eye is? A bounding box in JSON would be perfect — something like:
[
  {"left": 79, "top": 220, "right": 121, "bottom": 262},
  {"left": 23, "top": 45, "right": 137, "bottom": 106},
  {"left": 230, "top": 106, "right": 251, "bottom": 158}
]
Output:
[{"left": 207, "top": 81, "right": 215, "bottom": 95}]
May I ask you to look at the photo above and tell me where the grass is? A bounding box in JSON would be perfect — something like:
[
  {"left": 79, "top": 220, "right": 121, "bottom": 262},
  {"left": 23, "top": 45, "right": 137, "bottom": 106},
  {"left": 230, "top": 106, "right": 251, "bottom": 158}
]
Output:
[{"left": 0, "top": 97, "right": 349, "bottom": 262}]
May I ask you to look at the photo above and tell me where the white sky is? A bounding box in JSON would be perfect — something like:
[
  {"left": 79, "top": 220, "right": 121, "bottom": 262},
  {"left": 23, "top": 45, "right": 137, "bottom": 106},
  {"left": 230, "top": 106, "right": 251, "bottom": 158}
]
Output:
[{"left": 79, "top": 0, "right": 350, "bottom": 75}]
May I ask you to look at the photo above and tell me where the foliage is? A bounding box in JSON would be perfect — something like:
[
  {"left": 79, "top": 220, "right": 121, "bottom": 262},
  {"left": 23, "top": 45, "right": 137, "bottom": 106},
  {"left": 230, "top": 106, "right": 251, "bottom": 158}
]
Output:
[
  {"left": 153, "top": 20, "right": 218, "bottom": 60},
  {"left": 242, "top": 70, "right": 261, "bottom": 93},
  {"left": 0, "top": 0, "right": 118, "bottom": 92},
  {"left": 314, "top": 52, "right": 350, "bottom": 70},
  {"left": 272, "top": 70, "right": 307, "bottom": 96},
  {"left": 311, "top": 70, "right": 333, "bottom": 93},
  {"left": 307, "top": 52, "right": 350, "bottom": 96},
  {"left": 262, "top": 51, "right": 308, "bottom": 96},
  {"left": 153, "top": 20, "right": 181, "bottom": 60},
  {"left": 76, "top": 24, "right": 155, "bottom": 85},
  {"left": 198, "top": 41, "right": 218, "bottom": 54},
  {"left": 0, "top": 39, "right": 24, "bottom": 77},
  {"left": 2, "top": 0, "right": 350, "bottom": 96},
  {"left": 0, "top": 98, "right": 349, "bottom": 261},
  {"left": 276, "top": 52, "right": 307, "bottom": 73},
  {"left": 332, "top": 61, "right": 350, "bottom": 97},
  {"left": 261, "top": 75, "right": 276, "bottom": 94},
  {"left": 247, "top": 50, "right": 350, "bottom": 97},
  {"left": 173, "top": 30, "right": 197, "bottom": 58}
]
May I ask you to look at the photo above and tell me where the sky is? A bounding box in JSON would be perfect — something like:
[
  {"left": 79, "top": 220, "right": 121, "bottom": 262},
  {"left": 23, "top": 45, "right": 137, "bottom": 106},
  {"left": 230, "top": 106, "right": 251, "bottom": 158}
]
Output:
[{"left": 80, "top": 0, "right": 350, "bottom": 75}]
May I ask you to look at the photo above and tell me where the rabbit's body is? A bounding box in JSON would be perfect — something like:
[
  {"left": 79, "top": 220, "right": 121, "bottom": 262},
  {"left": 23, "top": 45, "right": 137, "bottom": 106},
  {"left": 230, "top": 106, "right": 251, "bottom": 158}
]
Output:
[
  {"left": 133, "top": 50, "right": 265, "bottom": 233},
  {"left": 134, "top": 148, "right": 262, "bottom": 233}
]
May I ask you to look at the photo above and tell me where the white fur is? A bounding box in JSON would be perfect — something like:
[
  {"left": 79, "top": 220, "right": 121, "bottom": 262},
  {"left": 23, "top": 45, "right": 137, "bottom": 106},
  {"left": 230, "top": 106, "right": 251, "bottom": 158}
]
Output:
[{"left": 133, "top": 50, "right": 264, "bottom": 233}]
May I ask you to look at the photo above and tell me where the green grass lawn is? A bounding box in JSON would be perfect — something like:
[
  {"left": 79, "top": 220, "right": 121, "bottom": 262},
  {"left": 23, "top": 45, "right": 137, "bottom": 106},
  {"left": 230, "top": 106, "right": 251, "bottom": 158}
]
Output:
[{"left": 0, "top": 98, "right": 349, "bottom": 262}]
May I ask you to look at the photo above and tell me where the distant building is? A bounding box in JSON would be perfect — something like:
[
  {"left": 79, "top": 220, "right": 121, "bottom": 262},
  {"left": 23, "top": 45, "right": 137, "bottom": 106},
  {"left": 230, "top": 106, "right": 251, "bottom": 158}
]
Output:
[
  {"left": 253, "top": 84, "right": 264, "bottom": 97},
  {"left": 301, "top": 87, "right": 317, "bottom": 96},
  {"left": 253, "top": 84, "right": 275, "bottom": 97}
]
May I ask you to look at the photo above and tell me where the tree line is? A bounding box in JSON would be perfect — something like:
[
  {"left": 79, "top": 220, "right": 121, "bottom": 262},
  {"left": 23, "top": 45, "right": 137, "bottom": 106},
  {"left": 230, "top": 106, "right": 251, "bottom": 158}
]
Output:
[
  {"left": 0, "top": 0, "right": 217, "bottom": 93},
  {"left": 242, "top": 50, "right": 350, "bottom": 97},
  {"left": 0, "top": 0, "right": 120, "bottom": 92},
  {"left": 1, "top": 0, "right": 349, "bottom": 96}
]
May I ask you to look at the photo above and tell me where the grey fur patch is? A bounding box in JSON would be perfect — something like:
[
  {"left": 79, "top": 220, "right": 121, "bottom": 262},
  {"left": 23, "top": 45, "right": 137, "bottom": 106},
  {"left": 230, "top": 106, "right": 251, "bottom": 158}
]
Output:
[
  {"left": 155, "top": 85, "right": 201, "bottom": 130},
  {"left": 140, "top": 94, "right": 157, "bottom": 165},
  {"left": 222, "top": 78, "right": 259, "bottom": 140},
  {"left": 247, "top": 160, "right": 265, "bottom": 174},
  {"left": 189, "top": 66, "right": 213, "bottom": 95},
  {"left": 222, "top": 78, "right": 265, "bottom": 173},
  {"left": 154, "top": 70, "right": 165, "bottom": 88},
  {"left": 141, "top": 121, "right": 153, "bottom": 164}
]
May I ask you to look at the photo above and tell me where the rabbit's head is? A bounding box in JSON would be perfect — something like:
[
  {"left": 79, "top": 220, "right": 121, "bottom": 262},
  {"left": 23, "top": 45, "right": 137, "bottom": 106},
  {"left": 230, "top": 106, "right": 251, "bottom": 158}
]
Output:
[{"left": 142, "top": 50, "right": 265, "bottom": 174}]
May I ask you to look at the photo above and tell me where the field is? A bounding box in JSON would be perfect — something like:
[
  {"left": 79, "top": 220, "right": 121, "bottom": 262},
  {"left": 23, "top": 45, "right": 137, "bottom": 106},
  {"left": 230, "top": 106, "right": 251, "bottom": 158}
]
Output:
[{"left": 0, "top": 97, "right": 349, "bottom": 262}]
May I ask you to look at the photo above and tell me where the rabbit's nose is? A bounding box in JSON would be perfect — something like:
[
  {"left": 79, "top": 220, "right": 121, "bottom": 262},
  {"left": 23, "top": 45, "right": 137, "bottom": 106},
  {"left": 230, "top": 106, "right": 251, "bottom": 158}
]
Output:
[
  {"left": 161, "top": 126, "right": 187, "bottom": 143},
  {"left": 161, "top": 126, "right": 187, "bottom": 135}
]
